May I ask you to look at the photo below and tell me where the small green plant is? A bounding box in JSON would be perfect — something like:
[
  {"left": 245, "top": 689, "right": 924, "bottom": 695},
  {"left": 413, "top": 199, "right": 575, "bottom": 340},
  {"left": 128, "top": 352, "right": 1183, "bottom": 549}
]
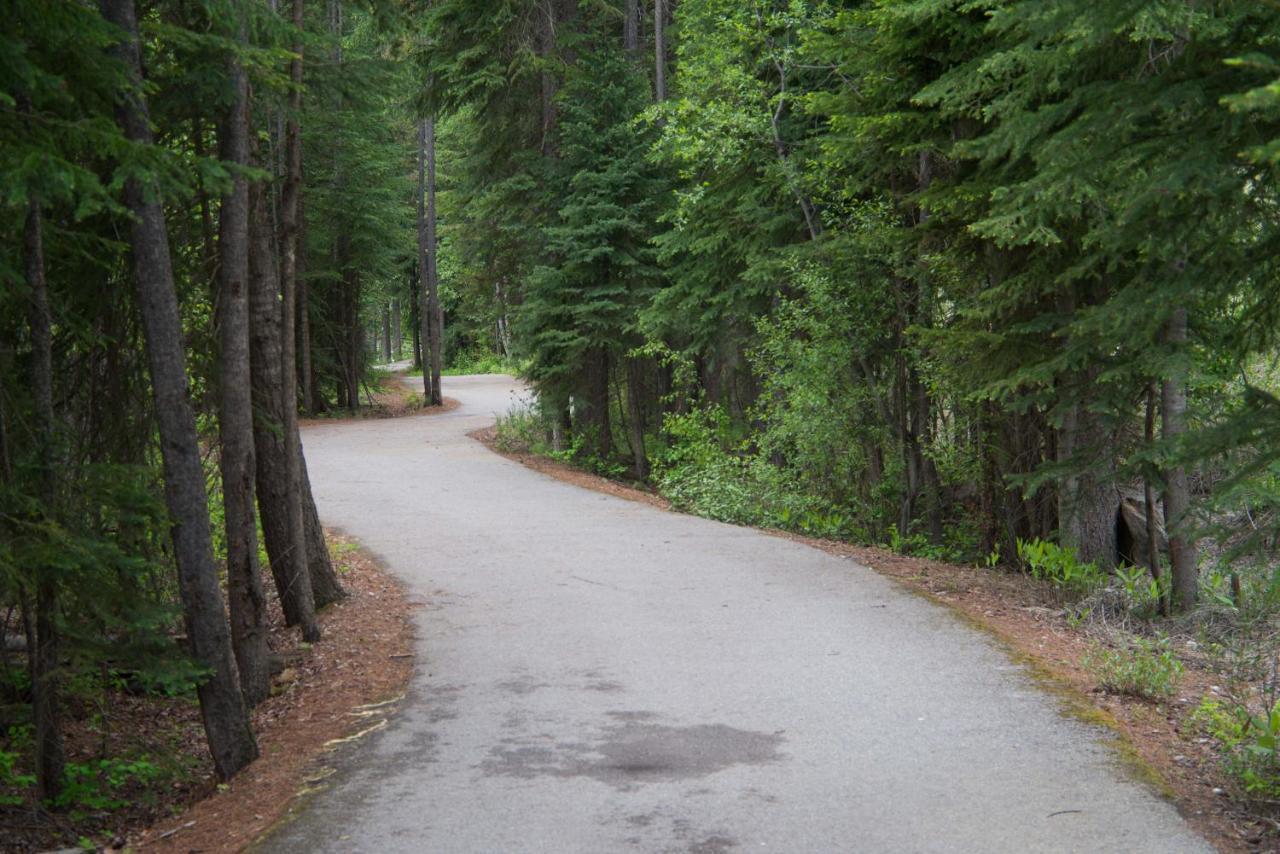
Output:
[
  {"left": 1084, "top": 635, "right": 1183, "bottom": 700},
  {"left": 1192, "top": 698, "right": 1280, "bottom": 800},
  {"left": 53, "top": 757, "right": 162, "bottom": 813},
  {"left": 1015, "top": 538, "right": 1105, "bottom": 594},
  {"left": 1114, "top": 564, "right": 1169, "bottom": 616}
]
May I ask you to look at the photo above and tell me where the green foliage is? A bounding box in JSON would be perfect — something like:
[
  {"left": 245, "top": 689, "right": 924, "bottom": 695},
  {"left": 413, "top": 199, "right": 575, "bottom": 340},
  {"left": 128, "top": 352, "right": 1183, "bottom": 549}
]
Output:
[
  {"left": 1193, "top": 698, "right": 1280, "bottom": 800},
  {"left": 53, "top": 757, "right": 162, "bottom": 813},
  {"left": 1084, "top": 636, "right": 1184, "bottom": 701},
  {"left": 1015, "top": 538, "right": 1105, "bottom": 595}
]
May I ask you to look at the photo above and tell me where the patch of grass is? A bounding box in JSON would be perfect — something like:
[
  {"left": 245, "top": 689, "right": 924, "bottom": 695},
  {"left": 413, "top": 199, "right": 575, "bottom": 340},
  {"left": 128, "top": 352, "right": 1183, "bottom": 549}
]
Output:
[{"left": 1084, "top": 635, "right": 1184, "bottom": 701}]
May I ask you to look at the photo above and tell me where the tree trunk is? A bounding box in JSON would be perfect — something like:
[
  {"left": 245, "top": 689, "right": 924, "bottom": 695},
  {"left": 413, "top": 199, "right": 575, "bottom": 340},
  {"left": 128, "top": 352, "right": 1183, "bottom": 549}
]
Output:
[
  {"left": 298, "top": 452, "right": 344, "bottom": 607},
  {"left": 416, "top": 120, "right": 434, "bottom": 403},
  {"left": 298, "top": 191, "right": 315, "bottom": 413},
  {"left": 624, "top": 0, "right": 639, "bottom": 53},
  {"left": 249, "top": 177, "right": 321, "bottom": 642},
  {"left": 1162, "top": 306, "right": 1198, "bottom": 610},
  {"left": 625, "top": 356, "right": 649, "bottom": 479},
  {"left": 391, "top": 298, "right": 401, "bottom": 359},
  {"left": 100, "top": 0, "right": 257, "bottom": 780},
  {"left": 426, "top": 115, "right": 443, "bottom": 405},
  {"left": 1144, "top": 385, "right": 1169, "bottom": 615},
  {"left": 216, "top": 20, "right": 271, "bottom": 706},
  {"left": 24, "top": 196, "right": 66, "bottom": 800},
  {"left": 382, "top": 304, "right": 391, "bottom": 363},
  {"left": 653, "top": 0, "right": 666, "bottom": 101}
]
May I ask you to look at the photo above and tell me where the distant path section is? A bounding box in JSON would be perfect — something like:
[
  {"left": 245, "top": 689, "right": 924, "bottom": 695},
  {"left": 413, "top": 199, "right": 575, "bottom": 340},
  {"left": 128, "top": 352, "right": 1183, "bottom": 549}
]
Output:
[{"left": 264, "top": 373, "right": 1212, "bottom": 853}]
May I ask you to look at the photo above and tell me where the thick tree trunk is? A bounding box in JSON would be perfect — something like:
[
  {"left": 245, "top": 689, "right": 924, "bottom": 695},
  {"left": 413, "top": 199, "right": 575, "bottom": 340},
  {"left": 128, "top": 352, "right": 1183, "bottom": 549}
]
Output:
[
  {"left": 1162, "top": 306, "right": 1198, "bottom": 610},
  {"left": 426, "top": 116, "right": 443, "bottom": 405},
  {"left": 24, "top": 197, "right": 66, "bottom": 800},
  {"left": 298, "top": 453, "right": 344, "bottom": 607},
  {"left": 216, "top": 24, "right": 271, "bottom": 706},
  {"left": 249, "top": 178, "right": 321, "bottom": 642},
  {"left": 1144, "top": 385, "right": 1169, "bottom": 615},
  {"left": 298, "top": 191, "right": 315, "bottom": 413},
  {"left": 100, "top": 0, "right": 257, "bottom": 780}
]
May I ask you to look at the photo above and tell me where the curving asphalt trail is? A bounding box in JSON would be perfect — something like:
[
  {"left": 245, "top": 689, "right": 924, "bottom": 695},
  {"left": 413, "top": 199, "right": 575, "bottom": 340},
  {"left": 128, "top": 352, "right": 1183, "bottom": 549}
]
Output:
[{"left": 262, "top": 373, "right": 1212, "bottom": 853}]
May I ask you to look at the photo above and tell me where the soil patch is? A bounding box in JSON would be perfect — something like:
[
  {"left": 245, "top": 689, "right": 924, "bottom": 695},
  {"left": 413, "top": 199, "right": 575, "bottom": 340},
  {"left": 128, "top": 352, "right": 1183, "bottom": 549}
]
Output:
[
  {"left": 300, "top": 373, "right": 458, "bottom": 425},
  {"left": 472, "top": 432, "right": 1274, "bottom": 854}
]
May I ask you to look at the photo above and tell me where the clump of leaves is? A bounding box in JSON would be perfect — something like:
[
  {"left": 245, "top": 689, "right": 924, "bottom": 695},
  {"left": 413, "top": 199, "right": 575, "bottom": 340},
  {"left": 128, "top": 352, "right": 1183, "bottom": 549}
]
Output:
[
  {"left": 1016, "top": 538, "right": 1106, "bottom": 595},
  {"left": 1084, "top": 636, "right": 1183, "bottom": 701},
  {"left": 1192, "top": 698, "right": 1280, "bottom": 801}
]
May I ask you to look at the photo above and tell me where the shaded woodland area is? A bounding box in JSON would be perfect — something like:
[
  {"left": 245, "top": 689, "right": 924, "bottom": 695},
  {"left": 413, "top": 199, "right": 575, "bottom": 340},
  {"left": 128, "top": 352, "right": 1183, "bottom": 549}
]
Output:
[{"left": 4, "top": 0, "right": 1280, "bottom": 844}]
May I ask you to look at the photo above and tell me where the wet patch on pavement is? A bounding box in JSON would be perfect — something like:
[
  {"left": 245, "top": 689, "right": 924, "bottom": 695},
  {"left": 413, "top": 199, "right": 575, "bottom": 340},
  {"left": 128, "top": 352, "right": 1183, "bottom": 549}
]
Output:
[{"left": 482, "top": 714, "right": 785, "bottom": 790}]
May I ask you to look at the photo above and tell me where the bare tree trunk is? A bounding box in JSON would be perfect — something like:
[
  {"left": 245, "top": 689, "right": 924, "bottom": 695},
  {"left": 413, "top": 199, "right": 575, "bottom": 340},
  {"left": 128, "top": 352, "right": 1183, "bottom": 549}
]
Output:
[
  {"left": 654, "top": 0, "right": 666, "bottom": 101},
  {"left": 100, "top": 0, "right": 257, "bottom": 779},
  {"left": 426, "top": 115, "right": 443, "bottom": 405},
  {"left": 24, "top": 196, "right": 66, "bottom": 800},
  {"left": 1162, "top": 306, "right": 1198, "bottom": 610},
  {"left": 392, "top": 297, "right": 401, "bottom": 358},
  {"left": 417, "top": 120, "right": 435, "bottom": 402},
  {"left": 217, "top": 18, "right": 271, "bottom": 706},
  {"left": 625, "top": 356, "right": 649, "bottom": 479},
  {"left": 381, "top": 304, "right": 391, "bottom": 363},
  {"left": 1144, "top": 385, "right": 1169, "bottom": 615},
  {"left": 298, "top": 191, "right": 315, "bottom": 412},
  {"left": 249, "top": 177, "right": 321, "bottom": 642},
  {"left": 624, "top": 0, "right": 639, "bottom": 52}
]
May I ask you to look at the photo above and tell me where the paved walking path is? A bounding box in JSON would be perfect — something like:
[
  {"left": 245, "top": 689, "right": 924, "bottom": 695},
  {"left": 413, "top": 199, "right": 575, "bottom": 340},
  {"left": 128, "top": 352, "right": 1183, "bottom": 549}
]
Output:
[{"left": 263, "top": 373, "right": 1211, "bottom": 853}]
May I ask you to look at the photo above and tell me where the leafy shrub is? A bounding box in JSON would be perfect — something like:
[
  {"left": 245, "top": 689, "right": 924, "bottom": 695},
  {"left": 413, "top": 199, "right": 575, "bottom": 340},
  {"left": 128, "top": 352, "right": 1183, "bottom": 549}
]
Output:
[
  {"left": 1113, "top": 564, "right": 1170, "bottom": 617},
  {"left": 1016, "top": 538, "right": 1105, "bottom": 594},
  {"left": 493, "top": 403, "right": 547, "bottom": 454},
  {"left": 1193, "top": 698, "right": 1280, "bottom": 800},
  {"left": 654, "top": 407, "right": 856, "bottom": 538},
  {"left": 1084, "top": 636, "right": 1183, "bottom": 700},
  {"left": 54, "top": 758, "right": 162, "bottom": 813}
]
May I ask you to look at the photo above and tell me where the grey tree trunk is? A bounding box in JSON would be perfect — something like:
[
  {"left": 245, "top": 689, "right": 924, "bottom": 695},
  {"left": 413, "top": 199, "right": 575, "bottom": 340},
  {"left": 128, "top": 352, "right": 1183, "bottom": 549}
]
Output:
[
  {"left": 382, "top": 305, "right": 392, "bottom": 363},
  {"left": 249, "top": 177, "right": 321, "bottom": 642},
  {"left": 1143, "top": 385, "right": 1169, "bottom": 615},
  {"left": 217, "top": 18, "right": 271, "bottom": 706},
  {"left": 654, "top": 0, "right": 666, "bottom": 101},
  {"left": 624, "top": 0, "right": 639, "bottom": 52},
  {"left": 416, "top": 120, "right": 435, "bottom": 403},
  {"left": 1162, "top": 306, "right": 1198, "bottom": 610},
  {"left": 426, "top": 115, "right": 443, "bottom": 405},
  {"left": 100, "top": 0, "right": 257, "bottom": 779},
  {"left": 392, "top": 298, "right": 401, "bottom": 359},
  {"left": 24, "top": 196, "right": 66, "bottom": 800}
]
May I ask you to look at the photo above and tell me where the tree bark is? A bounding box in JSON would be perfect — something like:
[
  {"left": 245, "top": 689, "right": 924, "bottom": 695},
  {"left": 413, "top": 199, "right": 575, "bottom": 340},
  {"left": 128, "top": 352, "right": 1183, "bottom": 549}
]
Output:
[
  {"left": 1144, "top": 385, "right": 1169, "bottom": 615},
  {"left": 426, "top": 115, "right": 443, "bottom": 405},
  {"left": 391, "top": 298, "right": 401, "bottom": 359},
  {"left": 216, "top": 17, "right": 271, "bottom": 706},
  {"left": 625, "top": 356, "right": 649, "bottom": 478},
  {"left": 382, "top": 304, "right": 392, "bottom": 363},
  {"left": 654, "top": 0, "right": 666, "bottom": 101},
  {"left": 24, "top": 196, "right": 66, "bottom": 800},
  {"left": 249, "top": 177, "right": 321, "bottom": 642},
  {"left": 624, "top": 0, "right": 639, "bottom": 53},
  {"left": 100, "top": 0, "right": 257, "bottom": 780},
  {"left": 299, "top": 452, "right": 344, "bottom": 607},
  {"left": 416, "top": 120, "right": 435, "bottom": 402},
  {"left": 1162, "top": 306, "right": 1198, "bottom": 610}
]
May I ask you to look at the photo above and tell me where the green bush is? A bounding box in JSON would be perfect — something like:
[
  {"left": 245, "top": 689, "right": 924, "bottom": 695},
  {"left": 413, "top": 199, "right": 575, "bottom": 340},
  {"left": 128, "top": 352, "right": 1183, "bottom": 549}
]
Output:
[
  {"left": 1015, "top": 538, "right": 1106, "bottom": 594},
  {"left": 1084, "top": 636, "right": 1184, "bottom": 700},
  {"left": 1193, "top": 698, "right": 1280, "bottom": 801}
]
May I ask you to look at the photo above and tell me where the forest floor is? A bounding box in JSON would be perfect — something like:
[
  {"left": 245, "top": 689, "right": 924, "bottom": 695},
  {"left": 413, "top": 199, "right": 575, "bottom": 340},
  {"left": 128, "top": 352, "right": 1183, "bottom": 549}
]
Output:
[
  {"left": 0, "top": 535, "right": 414, "bottom": 854},
  {"left": 472, "top": 425, "right": 1278, "bottom": 854}
]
